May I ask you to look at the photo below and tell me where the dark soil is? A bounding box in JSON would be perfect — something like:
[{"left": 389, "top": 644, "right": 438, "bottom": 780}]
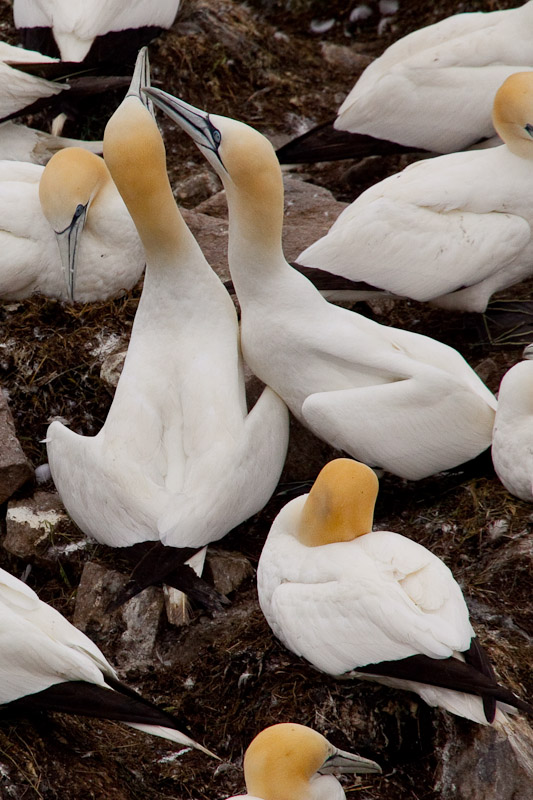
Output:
[{"left": 1, "top": 1, "right": 532, "bottom": 799}]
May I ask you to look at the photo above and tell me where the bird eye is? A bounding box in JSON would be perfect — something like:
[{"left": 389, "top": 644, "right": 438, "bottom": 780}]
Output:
[
  {"left": 212, "top": 128, "right": 221, "bottom": 145},
  {"left": 73, "top": 204, "right": 85, "bottom": 219},
  {"left": 525, "top": 123, "right": 533, "bottom": 138}
]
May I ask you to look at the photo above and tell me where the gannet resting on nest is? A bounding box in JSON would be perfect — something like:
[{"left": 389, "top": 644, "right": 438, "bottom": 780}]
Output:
[
  {"left": 276, "top": 2, "right": 533, "bottom": 164},
  {"left": 226, "top": 723, "right": 381, "bottom": 800},
  {"left": 492, "top": 343, "right": 533, "bottom": 502},
  {"left": 257, "top": 459, "right": 533, "bottom": 725},
  {"left": 46, "top": 49, "right": 288, "bottom": 609},
  {"left": 0, "top": 119, "right": 102, "bottom": 164},
  {"left": 0, "top": 566, "right": 217, "bottom": 757},
  {"left": 144, "top": 87, "right": 496, "bottom": 481},
  {"left": 297, "top": 72, "right": 533, "bottom": 314},
  {"left": 0, "top": 145, "right": 143, "bottom": 301},
  {"left": 14, "top": 0, "right": 181, "bottom": 65},
  {"left": 0, "top": 41, "right": 68, "bottom": 119}
]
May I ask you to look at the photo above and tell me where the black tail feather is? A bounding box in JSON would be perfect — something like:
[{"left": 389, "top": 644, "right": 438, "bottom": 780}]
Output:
[
  {"left": 276, "top": 120, "right": 427, "bottom": 164},
  {"left": 357, "top": 646, "right": 533, "bottom": 721}
]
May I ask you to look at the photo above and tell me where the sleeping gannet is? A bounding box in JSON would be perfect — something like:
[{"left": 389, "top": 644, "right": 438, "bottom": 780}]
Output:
[
  {"left": 0, "top": 566, "right": 216, "bottom": 756},
  {"left": 46, "top": 49, "right": 288, "bottom": 601},
  {"left": 276, "top": 2, "right": 533, "bottom": 163},
  {"left": 297, "top": 72, "right": 533, "bottom": 313},
  {"left": 492, "top": 343, "right": 533, "bottom": 502},
  {"left": 227, "top": 723, "right": 381, "bottom": 800},
  {"left": 143, "top": 87, "right": 496, "bottom": 481},
  {"left": 257, "top": 459, "right": 533, "bottom": 725},
  {"left": 14, "top": 0, "right": 181, "bottom": 64},
  {"left": 0, "top": 146, "right": 144, "bottom": 301}
]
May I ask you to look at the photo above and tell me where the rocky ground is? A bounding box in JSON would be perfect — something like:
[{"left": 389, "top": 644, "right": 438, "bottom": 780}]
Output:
[{"left": 1, "top": 0, "right": 533, "bottom": 798}]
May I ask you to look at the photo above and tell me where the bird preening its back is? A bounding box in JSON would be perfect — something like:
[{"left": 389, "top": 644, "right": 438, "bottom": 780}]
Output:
[
  {"left": 297, "top": 71, "right": 533, "bottom": 313},
  {"left": 257, "top": 459, "right": 533, "bottom": 726},
  {"left": 277, "top": 1, "right": 533, "bottom": 163},
  {"left": 0, "top": 566, "right": 216, "bottom": 757},
  {"left": 144, "top": 85, "right": 496, "bottom": 481}
]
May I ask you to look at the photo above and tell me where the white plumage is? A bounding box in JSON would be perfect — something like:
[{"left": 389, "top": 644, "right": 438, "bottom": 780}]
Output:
[
  {"left": 0, "top": 119, "right": 102, "bottom": 164},
  {"left": 257, "top": 459, "right": 532, "bottom": 725},
  {"left": 226, "top": 722, "right": 380, "bottom": 800},
  {"left": 299, "top": 71, "right": 533, "bottom": 313},
  {"left": 46, "top": 49, "right": 288, "bottom": 554},
  {"left": 492, "top": 343, "right": 533, "bottom": 502},
  {"left": 335, "top": 1, "right": 533, "bottom": 153},
  {"left": 0, "top": 41, "right": 67, "bottom": 118},
  {"left": 0, "top": 148, "right": 144, "bottom": 301},
  {"left": 14, "top": 0, "right": 181, "bottom": 62},
  {"left": 145, "top": 87, "right": 496, "bottom": 481},
  {"left": 0, "top": 566, "right": 215, "bottom": 755}
]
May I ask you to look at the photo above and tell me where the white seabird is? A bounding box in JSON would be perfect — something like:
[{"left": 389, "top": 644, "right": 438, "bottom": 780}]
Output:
[
  {"left": 297, "top": 72, "right": 533, "bottom": 313},
  {"left": 492, "top": 342, "right": 533, "bottom": 502},
  {"left": 226, "top": 722, "right": 381, "bottom": 800},
  {"left": 46, "top": 49, "right": 288, "bottom": 603},
  {"left": 143, "top": 87, "right": 496, "bottom": 481},
  {"left": 0, "top": 565, "right": 216, "bottom": 756},
  {"left": 257, "top": 458, "right": 533, "bottom": 725}
]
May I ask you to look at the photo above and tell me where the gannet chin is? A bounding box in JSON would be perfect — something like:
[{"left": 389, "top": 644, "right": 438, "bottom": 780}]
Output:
[
  {"left": 226, "top": 722, "right": 380, "bottom": 800},
  {"left": 492, "top": 343, "right": 533, "bottom": 502},
  {"left": 0, "top": 566, "right": 216, "bottom": 756},
  {"left": 257, "top": 459, "right": 533, "bottom": 725},
  {"left": 297, "top": 71, "right": 533, "bottom": 313},
  {"left": 0, "top": 146, "right": 144, "bottom": 302},
  {"left": 277, "top": 2, "right": 533, "bottom": 163},
  {"left": 144, "top": 86, "right": 496, "bottom": 481},
  {"left": 46, "top": 49, "right": 288, "bottom": 602}
]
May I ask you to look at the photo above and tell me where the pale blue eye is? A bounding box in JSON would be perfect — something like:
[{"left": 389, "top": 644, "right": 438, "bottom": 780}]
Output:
[{"left": 525, "top": 123, "right": 533, "bottom": 137}]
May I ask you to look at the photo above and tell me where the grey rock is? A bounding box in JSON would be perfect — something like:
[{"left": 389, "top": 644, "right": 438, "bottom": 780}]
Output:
[
  {"left": 0, "top": 389, "right": 33, "bottom": 504},
  {"left": 73, "top": 561, "right": 164, "bottom": 672},
  {"left": 206, "top": 548, "right": 253, "bottom": 596},
  {"left": 4, "top": 491, "right": 68, "bottom": 558}
]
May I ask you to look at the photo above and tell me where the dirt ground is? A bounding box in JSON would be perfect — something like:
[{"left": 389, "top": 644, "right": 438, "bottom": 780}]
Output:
[{"left": 1, "top": 1, "right": 533, "bottom": 799}]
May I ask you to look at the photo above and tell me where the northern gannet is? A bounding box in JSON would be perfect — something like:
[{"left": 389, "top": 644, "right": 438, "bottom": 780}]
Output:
[
  {"left": 14, "top": 0, "right": 181, "bottom": 64},
  {"left": 0, "top": 146, "right": 144, "bottom": 301},
  {"left": 0, "top": 566, "right": 216, "bottom": 756},
  {"left": 492, "top": 343, "right": 533, "bottom": 502},
  {"left": 227, "top": 722, "right": 381, "bottom": 800},
  {"left": 46, "top": 50, "right": 288, "bottom": 602},
  {"left": 277, "top": 2, "right": 533, "bottom": 163},
  {"left": 257, "top": 459, "right": 533, "bottom": 725},
  {"left": 0, "top": 41, "right": 68, "bottom": 120},
  {"left": 297, "top": 72, "right": 533, "bottom": 313},
  {"left": 0, "top": 119, "right": 102, "bottom": 165},
  {"left": 144, "top": 87, "right": 496, "bottom": 481}
]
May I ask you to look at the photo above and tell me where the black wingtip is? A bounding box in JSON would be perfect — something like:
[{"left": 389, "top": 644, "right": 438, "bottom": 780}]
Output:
[{"left": 276, "top": 120, "right": 427, "bottom": 164}]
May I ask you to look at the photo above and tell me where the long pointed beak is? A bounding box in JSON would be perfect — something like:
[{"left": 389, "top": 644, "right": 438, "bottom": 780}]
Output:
[
  {"left": 142, "top": 87, "right": 220, "bottom": 156},
  {"left": 55, "top": 204, "right": 87, "bottom": 301},
  {"left": 127, "top": 46, "right": 152, "bottom": 114},
  {"left": 318, "top": 745, "right": 382, "bottom": 776}
]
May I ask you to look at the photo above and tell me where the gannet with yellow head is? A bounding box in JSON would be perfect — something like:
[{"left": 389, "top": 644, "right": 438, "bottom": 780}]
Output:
[
  {"left": 0, "top": 566, "right": 217, "bottom": 757},
  {"left": 46, "top": 49, "right": 288, "bottom": 605},
  {"left": 257, "top": 459, "right": 533, "bottom": 725},
  {"left": 297, "top": 71, "right": 533, "bottom": 313},
  {"left": 227, "top": 723, "right": 380, "bottom": 800},
  {"left": 0, "top": 143, "right": 144, "bottom": 301},
  {"left": 143, "top": 87, "right": 496, "bottom": 481},
  {"left": 492, "top": 342, "right": 533, "bottom": 502}
]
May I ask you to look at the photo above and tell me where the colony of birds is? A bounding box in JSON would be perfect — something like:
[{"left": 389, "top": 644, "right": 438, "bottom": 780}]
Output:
[{"left": 2, "top": 1, "right": 533, "bottom": 799}]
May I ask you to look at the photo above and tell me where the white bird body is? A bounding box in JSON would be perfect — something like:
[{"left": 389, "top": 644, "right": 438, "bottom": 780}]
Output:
[
  {"left": 14, "top": 0, "right": 181, "bottom": 62},
  {"left": 144, "top": 89, "right": 496, "bottom": 481},
  {"left": 0, "top": 151, "right": 144, "bottom": 301},
  {"left": 226, "top": 722, "right": 380, "bottom": 800},
  {"left": 47, "top": 51, "right": 288, "bottom": 550},
  {"left": 0, "top": 566, "right": 215, "bottom": 754},
  {"left": 298, "top": 138, "right": 533, "bottom": 312},
  {"left": 492, "top": 345, "right": 533, "bottom": 502},
  {"left": 0, "top": 119, "right": 102, "bottom": 164},
  {"left": 0, "top": 44, "right": 67, "bottom": 119},
  {"left": 335, "top": 2, "right": 533, "bottom": 152},
  {"left": 257, "top": 459, "right": 531, "bottom": 725}
]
